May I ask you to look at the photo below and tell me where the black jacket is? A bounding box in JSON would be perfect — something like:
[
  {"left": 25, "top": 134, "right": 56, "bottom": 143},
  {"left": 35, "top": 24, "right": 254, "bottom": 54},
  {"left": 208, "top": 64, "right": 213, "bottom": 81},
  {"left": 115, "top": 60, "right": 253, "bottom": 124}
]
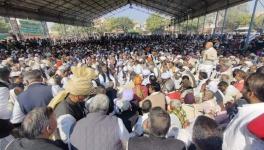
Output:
[{"left": 128, "top": 136, "right": 186, "bottom": 150}]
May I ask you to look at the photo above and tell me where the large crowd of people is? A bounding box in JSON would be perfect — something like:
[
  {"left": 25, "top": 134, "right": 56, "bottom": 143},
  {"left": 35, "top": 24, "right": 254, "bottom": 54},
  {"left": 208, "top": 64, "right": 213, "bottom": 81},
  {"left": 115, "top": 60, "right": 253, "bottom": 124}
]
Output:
[{"left": 0, "top": 34, "right": 264, "bottom": 150}]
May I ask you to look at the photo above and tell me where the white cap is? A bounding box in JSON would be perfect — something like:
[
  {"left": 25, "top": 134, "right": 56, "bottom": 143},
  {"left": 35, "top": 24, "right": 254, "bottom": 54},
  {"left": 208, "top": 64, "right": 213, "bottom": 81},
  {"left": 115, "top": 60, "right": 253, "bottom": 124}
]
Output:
[
  {"left": 10, "top": 71, "right": 21, "bottom": 77},
  {"left": 19, "top": 57, "right": 25, "bottom": 62},
  {"left": 117, "top": 61, "right": 123, "bottom": 67},
  {"left": 142, "top": 69, "right": 151, "bottom": 76},
  {"left": 161, "top": 72, "right": 171, "bottom": 80},
  {"left": 160, "top": 56, "right": 166, "bottom": 61},
  {"left": 123, "top": 66, "right": 128, "bottom": 72},
  {"left": 134, "top": 65, "right": 142, "bottom": 75},
  {"left": 207, "top": 80, "right": 219, "bottom": 93}
]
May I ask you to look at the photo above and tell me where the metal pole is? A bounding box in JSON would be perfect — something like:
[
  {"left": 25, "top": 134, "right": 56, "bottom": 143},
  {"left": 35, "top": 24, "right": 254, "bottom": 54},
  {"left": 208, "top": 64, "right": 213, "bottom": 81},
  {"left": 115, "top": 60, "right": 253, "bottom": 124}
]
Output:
[
  {"left": 221, "top": 8, "right": 228, "bottom": 34},
  {"left": 173, "top": 18, "right": 176, "bottom": 36},
  {"left": 177, "top": 18, "right": 180, "bottom": 34},
  {"left": 179, "top": 23, "right": 181, "bottom": 34},
  {"left": 245, "top": 0, "right": 259, "bottom": 49},
  {"left": 63, "top": 24, "right": 67, "bottom": 36},
  {"left": 202, "top": 14, "right": 206, "bottom": 33},
  {"left": 213, "top": 11, "right": 219, "bottom": 35},
  {"left": 190, "top": 19, "right": 193, "bottom": 34},
  {"left": 186, "top": 18, "right": 189, "bottom": 34},
  {"left": 197, "top": 17, "right": 200, "bottom": 34}
]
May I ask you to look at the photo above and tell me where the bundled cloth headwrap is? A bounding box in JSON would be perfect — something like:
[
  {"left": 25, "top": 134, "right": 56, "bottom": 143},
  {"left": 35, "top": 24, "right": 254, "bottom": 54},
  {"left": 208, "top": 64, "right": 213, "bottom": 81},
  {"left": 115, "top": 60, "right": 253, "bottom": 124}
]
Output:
[{"left": 49, "top": 66, "right": 97, "bottom": 109}]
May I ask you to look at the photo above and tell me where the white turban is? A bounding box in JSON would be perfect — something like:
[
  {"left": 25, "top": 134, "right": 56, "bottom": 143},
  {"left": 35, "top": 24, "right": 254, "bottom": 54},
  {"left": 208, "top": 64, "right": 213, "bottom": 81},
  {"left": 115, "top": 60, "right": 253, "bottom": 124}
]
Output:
[
  {"left": 134, "top": 65, "right": 142, "bottom": 75},
  {"left": 122, "top": 89, "right": 134, "bottom": 101},
  {"left": 10, "top": 71, "right": 21, "bottom": 77},
  {"left": 142, "top": 69, "right": 151, "bottom": 76},
  {"left": 161, "top": 72, "right": 171, "bottom": 80},
  {"left": 160, "top": 56, "right": 166, "bottom": 61}
]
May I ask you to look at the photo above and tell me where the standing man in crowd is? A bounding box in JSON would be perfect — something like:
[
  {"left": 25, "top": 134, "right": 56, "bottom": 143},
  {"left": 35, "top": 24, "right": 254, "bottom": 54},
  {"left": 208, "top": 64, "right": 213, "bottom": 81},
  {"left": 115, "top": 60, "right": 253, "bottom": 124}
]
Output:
[
  {"left": 203, "top": 41, "right": 218, "bottom": 63},
  {"left": 201, "top": 41, "right": 218, "bottom": 77}
]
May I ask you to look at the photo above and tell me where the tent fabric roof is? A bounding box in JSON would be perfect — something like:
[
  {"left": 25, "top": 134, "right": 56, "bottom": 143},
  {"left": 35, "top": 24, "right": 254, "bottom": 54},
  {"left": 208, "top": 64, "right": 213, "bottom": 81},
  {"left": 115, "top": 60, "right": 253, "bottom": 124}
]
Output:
[{"left": 0, "top": 0, "right": 250, "bottom": 26}]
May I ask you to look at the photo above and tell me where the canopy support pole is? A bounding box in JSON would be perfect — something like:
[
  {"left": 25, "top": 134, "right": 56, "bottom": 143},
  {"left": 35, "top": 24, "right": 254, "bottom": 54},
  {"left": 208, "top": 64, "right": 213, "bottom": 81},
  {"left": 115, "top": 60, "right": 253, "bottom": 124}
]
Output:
[
  {"left": 213, "top": 11, "right": 219, "bottom": 35},
  {"left": 186, "top": 18, "right": 189, "bottom": 34},
  {"left": 202, "top": 14, "right": 206, "bottom": 33},
  {"left": 197, "top": 17, "right": 200, "bottom": 34},
  {"left": 245, "top": 0, "right": 259, "bottom": 49},
  {"left": 221, "top": 8, "right": 228, "bottom": 34}
]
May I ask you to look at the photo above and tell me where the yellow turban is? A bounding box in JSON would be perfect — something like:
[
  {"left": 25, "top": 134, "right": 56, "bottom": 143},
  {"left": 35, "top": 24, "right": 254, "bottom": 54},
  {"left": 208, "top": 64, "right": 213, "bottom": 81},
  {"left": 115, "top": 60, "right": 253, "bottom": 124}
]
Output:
[
  {"left": 64, "top": 66, "right": 97, "bottom": 95},
  {"left": 133, "top": 75, "right": 142, "bottom": 85},
  {"left": 49, "top": 66, "right": 97, "bottom": 109}
]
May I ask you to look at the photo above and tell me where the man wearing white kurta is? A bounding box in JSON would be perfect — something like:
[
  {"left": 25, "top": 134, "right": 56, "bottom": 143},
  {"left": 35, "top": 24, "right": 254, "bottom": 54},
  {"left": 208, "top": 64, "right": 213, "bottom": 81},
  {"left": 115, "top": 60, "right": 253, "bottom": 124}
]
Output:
[
  {"left": 223, "top": 73, "right": 264, "bottom": 150},
  {"left": 200, "top": 42, "right": 218, "bottom": 77}
]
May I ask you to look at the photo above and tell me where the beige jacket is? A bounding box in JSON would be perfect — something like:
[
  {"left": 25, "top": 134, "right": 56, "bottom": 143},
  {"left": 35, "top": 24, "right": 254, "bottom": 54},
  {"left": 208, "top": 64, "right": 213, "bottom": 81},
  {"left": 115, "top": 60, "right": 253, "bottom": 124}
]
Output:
[{"left": 140, "top": 92, "right": 167, "bottom": 110}]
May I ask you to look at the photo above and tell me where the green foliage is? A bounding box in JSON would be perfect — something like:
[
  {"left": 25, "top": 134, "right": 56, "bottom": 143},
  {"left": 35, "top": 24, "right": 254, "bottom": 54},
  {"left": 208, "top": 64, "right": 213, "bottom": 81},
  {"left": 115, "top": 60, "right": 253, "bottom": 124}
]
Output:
[
  {"left": 180, "top": 19, "right": 199, "bottom": 33},
  {"left": 146, "top": 14, "right": 169, "bottom": 33},
  {"left": 51, "top": 23, "right": 65, "bottom": 35},
  {"left": 255, "top": 14, "right": 264, "bottom": 29},
  {"left": 51, "top": 23, "right": 91, "bottom": 36},
  {"left": 0, "top": 17, "right": 10, "bottom": 33},
  {"left": 225, "top": 3, "right": 251, "bottom": 31},
  {"left": 106, "top": 17, "right": 134, "bottom": 33}
]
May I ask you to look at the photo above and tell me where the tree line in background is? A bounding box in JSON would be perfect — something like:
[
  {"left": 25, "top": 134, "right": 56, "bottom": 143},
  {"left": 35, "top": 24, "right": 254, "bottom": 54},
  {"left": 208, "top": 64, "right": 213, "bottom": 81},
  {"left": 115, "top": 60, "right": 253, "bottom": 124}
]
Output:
[
  {"left": 0, "top": 17, "right": 10, "bottom": 33},
  {"left": 179, "top": 3, "right": 264, "bottom": 34},
  {"left": 50, "top": 14, "right": 171, "bottom": 36}
]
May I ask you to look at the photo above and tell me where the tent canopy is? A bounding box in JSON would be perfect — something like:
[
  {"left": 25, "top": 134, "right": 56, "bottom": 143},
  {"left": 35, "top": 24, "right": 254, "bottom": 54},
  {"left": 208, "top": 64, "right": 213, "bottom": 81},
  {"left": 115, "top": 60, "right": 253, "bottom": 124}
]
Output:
[{"left": 0, "top": 0, "right": 250, "bottom": 26}]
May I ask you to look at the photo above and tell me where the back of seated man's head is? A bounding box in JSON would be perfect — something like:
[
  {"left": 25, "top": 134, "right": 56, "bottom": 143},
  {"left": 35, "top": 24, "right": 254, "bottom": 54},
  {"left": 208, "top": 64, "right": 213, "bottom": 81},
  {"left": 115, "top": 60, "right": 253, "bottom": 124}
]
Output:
[
  {"left": 142, "top": 100, "right": 152, "bottom": 114},
  {"left": 149, "top": 82, "right": 161, "bottom": 93},
  {"left": 218, "top": 81, "right": 228, "bottom": 93},
  {"left": 0, "top": 65, "right": 10, "bottom": 82},
  {"left": 256, "top": 66, "right": 264, "bottom": 74},
  {"left": 21, "top": 107, "right": 56, "bottom": 139},
  {"left": 149, "top": 75, "right": 157, "bottom": 84},
  {"left": 147, "top": 107, "right": 170, "bottom": 137},
  {"left": 23, "top": 69, "right": 43, "bottom": 84},
  {"left": 88, "top": 94, "right": 109, "bottom": 114},
  {"left": 243, "top": 73, "right": 264, "bottom": 103},
  {"left": 164, "top": 79, "right": 175, "bottom": 93},
  {"left": 192, "top": 115, "right": 222, "bottom": 150}
]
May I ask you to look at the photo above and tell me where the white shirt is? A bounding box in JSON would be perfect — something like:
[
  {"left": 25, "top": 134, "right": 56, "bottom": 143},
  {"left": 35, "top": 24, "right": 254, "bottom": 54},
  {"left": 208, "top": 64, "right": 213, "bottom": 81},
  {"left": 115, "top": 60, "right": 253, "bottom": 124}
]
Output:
[
  {"left": 224, "top": 85, "right": 242, "bottom": 104},
  {"left": 0, "top": 87, "right": 11, "bottom": 119},
  {"left": 10, "top": 100, "right": 25, "bottom": 124},
  {"left": 194, "top": 79, "right": 207, "bottom": 98},
  {"left": 132, "top": 113, "right": 149, "bottom": 136},
  {"left": 223, "top": 103, "right": 264, "bottom": 150},
  {"left": 98, "top": 73, "right": 116, "bottom": 88},
  {"left": 169, "top": 113, "right": 182, "bottom": 129},
  {"left": 203, "top": 47, "right": 217, "bottom": 62}
]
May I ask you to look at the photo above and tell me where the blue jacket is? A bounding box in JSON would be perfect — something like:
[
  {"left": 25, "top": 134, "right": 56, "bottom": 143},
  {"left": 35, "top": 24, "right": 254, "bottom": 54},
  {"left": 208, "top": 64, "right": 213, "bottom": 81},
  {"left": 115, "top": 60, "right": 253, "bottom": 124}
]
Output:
[{"left": 18, "top": 83, "right": 53, "bottom": 114}]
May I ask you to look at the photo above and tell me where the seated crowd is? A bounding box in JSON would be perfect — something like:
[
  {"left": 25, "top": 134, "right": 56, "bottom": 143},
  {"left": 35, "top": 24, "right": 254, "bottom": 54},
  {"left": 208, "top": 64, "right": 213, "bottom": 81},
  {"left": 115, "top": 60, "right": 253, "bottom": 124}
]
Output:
[{"left": 0, "top": 35, "right": 264, "bottom": 150}]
